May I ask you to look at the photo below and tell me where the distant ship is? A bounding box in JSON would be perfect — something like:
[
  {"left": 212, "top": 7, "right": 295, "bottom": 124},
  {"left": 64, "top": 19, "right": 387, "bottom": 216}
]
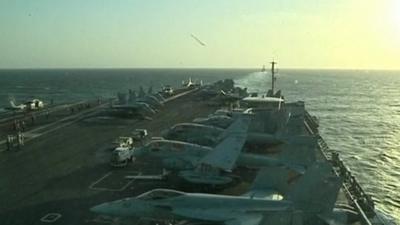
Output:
[{"left": 261, "top": 65, "right": 266, "bottom": 72}]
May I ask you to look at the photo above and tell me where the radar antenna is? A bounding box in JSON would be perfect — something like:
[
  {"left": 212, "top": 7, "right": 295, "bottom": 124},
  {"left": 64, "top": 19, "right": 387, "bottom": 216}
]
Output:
[{"left": 270, "top": 60, "right": 277, "bottom": 94}]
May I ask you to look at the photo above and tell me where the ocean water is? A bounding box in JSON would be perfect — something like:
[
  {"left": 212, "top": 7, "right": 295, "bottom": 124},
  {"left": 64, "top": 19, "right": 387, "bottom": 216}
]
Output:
[{"left": 0, "top": 68, "right": 399, "bottom": 222}]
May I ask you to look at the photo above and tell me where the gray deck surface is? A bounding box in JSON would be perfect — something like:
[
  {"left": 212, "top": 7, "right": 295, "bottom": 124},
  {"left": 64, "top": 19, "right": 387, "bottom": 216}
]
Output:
[{"left": 0, "top": 91, "right": 353, "bottom": 225}]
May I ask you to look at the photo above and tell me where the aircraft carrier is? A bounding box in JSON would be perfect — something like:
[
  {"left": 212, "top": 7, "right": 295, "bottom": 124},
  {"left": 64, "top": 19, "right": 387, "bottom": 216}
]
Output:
[{"left": 0, "top": 69, "right": 394, "bottom": 225}]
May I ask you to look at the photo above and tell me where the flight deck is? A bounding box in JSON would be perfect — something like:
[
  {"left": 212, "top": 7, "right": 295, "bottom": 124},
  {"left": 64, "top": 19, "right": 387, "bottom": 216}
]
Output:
[
  {"left": 0, "top": 88, "right": 219, "bottom": 225},
  {"left": 0, "top": 84, "right": 385, "bottom": 225}
]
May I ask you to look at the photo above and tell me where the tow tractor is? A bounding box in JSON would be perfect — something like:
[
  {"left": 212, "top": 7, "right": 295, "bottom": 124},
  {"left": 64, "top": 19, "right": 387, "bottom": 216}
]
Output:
[
  {"left": 110, "top": 146, "right": 135, "bottom": 167},
  {"left": 110, "top": 129, "right": 148, "bottom": 167},
  {"left": 111, "top": 136, "right": 133, "bottom": 149}
]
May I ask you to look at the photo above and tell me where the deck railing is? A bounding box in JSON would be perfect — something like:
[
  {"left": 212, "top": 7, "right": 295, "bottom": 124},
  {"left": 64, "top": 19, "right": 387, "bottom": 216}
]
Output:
[{"left": 304, "top": 110, "right": 386, "bottom": 225}]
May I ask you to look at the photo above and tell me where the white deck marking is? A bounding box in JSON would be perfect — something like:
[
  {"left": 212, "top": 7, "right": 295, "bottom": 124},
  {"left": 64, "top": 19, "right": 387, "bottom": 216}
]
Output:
[
  {"left": 89, "top": 172, "right": 136, "bottom": 192},
  {"left": 89, "top": 172, "right": 112, "bottom": 189},
  {"left": 163, "top": 88, "right": 198, "bottom": 103},
  {"left": 40, "top": 213, "right": 62, "bottom": 223}
]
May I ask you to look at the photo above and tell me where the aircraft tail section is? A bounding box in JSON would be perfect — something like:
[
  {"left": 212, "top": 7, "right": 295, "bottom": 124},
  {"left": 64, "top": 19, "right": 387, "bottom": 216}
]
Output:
[
  {"left": 285, "top": 162, "right": 342, "bottom": 215},
  {"left": 217, "top": 113, "right": 253, "bottom": 141},
  {"left": 9, "top": 100, "right": 17, "bottom": 108},
  {"left": 245, "top": 166, "right": 299, "bottom": 198},
  {"left": 147, "top": 86, "right": 153, "bottom": 94},
  {"left": 278, "top": 136, "right": 317, "bottom": 169},
  {"left": 198, "top": 116, "right": 250, "bottom": 171}
]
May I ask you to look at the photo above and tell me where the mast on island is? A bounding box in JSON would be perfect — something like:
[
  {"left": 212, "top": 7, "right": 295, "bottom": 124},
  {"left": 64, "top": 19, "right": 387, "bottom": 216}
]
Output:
[{"left": 270, "top": 60, "right": 277, "bottom": 94}]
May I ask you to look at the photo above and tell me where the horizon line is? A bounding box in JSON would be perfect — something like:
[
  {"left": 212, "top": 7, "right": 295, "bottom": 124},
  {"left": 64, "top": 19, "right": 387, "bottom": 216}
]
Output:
[{"left": 1, "top": 67, "right": 400, "bottom": 71}]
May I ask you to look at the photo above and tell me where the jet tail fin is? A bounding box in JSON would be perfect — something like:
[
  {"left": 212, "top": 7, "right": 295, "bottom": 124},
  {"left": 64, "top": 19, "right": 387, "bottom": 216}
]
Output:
[
  {"left": 9, "top": 100, "right": 17, "bottom": 108},
  {"left": 245, "top": 166, "right": 300, "bottom": 198},
  {"left": 147, "top": 86, "right": 153, "bottom": 94},
  {"left": 217, "top": 113, "right": 253, "bottom": 141},
  {"left": 285, "top": 162, "right": 342, "bottom": 214},
  {"left": 278, "top": 136, "right": 317, "bottom": 169},
  {"left": 198, "top": 116, "right": 250, "bottom": 171}
]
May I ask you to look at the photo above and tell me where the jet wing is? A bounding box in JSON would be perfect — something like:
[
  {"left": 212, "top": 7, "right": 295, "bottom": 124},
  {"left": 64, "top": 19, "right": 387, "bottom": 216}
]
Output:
[{"left": 197, "top": 117, "right": 250, "bottom": 171}]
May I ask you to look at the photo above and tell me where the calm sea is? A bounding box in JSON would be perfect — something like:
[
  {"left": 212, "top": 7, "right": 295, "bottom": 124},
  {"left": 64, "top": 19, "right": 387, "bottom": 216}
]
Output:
[{"left": 0, "top": 68, "right": 399, "bottom": 222}]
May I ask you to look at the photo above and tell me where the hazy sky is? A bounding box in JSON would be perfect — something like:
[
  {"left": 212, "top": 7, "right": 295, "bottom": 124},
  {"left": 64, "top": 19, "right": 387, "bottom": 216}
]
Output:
[{"left": 1, "top": 0, "right": 399, "bottom": 69}]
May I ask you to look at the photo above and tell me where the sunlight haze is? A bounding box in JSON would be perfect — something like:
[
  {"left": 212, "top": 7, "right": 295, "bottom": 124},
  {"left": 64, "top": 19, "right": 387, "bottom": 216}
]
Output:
[{"left": 0, "top": 0, "right": 399, "bottom": 69}]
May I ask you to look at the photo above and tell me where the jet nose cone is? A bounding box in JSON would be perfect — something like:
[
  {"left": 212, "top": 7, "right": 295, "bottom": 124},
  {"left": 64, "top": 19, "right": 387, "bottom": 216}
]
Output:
[{"left": 90, "top": 203, "right": 109, "bottom": 214}]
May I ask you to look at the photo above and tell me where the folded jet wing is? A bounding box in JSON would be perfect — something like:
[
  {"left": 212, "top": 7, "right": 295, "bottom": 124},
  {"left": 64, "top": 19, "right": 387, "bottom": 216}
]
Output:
[{"left": 197, "top": 116, "right": 250, "bottom": 171}]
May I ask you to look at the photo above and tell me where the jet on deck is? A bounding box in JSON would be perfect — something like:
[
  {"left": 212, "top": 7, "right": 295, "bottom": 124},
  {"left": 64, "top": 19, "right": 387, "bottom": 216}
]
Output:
[{"left": 91, "top": 163, "right": 358, "bottom": 225}]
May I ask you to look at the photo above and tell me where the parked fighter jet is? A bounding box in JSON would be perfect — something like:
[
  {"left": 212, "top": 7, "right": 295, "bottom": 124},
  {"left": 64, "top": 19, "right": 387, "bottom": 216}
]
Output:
[
  {"left": 161, "top": 85, "right": 174, "bottom": 96},
  {"left": 161, "top": 122, "right": 286, "bottom": 147},
  {"left": 135, "top": 137, "right": 316, "bottom": 185},
  {"left": 194, "top": 86, "right": 220, "bottom": 99},
  {"left": 134, "top": 86, "right": 165, "bottom": 109},
  {"left": 193, "top": 115, "right": 234, "bottom": 129},
  {"left": 108, "top": 86, "right": 165, "bottom": 119},
  {"left": 182, "top": 77, "right": 195, "bottom": 88},
  {"left": 210, "top": 90, "right": 244, "bottom": 104},
  {"left": 133, "top": 118, "right": 316, "bottom": 185},
  {"left": 5, "top": 98, "right": 44, "bottom": 111},
  {"left": 91, "top": 163, "right": 355, "bottom": 225},
  {"left": 187, "top": 109, "right": 295, "bottom": 148},
  {"left": 108, "top": 102, "right": 156, "bottom": 119},
  {"left": 193, "top": 106, "right": 303, "bottom": 142}
]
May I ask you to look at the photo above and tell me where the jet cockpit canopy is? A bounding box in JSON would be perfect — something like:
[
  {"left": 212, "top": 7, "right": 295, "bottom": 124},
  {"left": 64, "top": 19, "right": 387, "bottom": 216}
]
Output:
[{"left": 136, "top": 189, "right": 185, "bottom": 200}]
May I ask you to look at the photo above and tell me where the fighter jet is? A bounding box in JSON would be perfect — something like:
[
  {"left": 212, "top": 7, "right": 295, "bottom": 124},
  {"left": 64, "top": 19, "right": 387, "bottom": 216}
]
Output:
[
  {"left": 182, "top": 77, "right": 195, "bottom": 88},
  {"left": 107, "top": 86, "right": 165, "bottom": 119},
  {"left": 133, "top": 118, "right": 316, "bottom": 185},
  {"left": 108, "top": 102, "right": 156, "bottom": 119},
  {"left": 193, "top": 115, "right": 234, "bottom": 129},
  {"left": 193, "top": 106, "right": 304, "bottom": 142},
  {"left": 192, "top": 108, "right": 266, "bottom": 129},
  {"left": 134, "top": 136, "right": 316, "bottom": 182},
  {"left": 209, "top": 90, "right": 244, "bottom": 105},
  {"left": 91, "top": 163, "right": 355, "bottom": 225},
  {"left": 135, "top": 86, "right": 165, "bottom": 109},
  {"left": 195, "top": 87, "right": 220, "bottom": 100},
  {"left": 187, "top": 108, "right": 300, "bottom": 148},
  {"left": 161, "top": 122, "right": 286, "bottom": 147},
  {"left": 161, "top": 85, "right": 174, "bottom": 96}
]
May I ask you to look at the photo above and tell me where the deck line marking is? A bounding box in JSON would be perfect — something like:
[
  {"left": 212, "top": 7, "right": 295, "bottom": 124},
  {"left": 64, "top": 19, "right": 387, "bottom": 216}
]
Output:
[
  {"left": 89, "top": 171, "right": 136, "bottom": 192},
  {"left": 163, "top": 88, "right": 198, "bottom": 103},
  {"left": 90, "top": 179, "right": 135, "bottom": 192},
  {"left": 40, "top": 213, "right": 62, "bottom": 223},
  {"left": 89, "top": 172, "right": 112, "bottom": 189}
]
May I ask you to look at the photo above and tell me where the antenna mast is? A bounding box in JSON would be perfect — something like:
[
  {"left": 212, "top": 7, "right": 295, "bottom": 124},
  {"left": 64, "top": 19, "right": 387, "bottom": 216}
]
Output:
[{"left": 270, "top": 60, "right": 277, "bottom": 94}]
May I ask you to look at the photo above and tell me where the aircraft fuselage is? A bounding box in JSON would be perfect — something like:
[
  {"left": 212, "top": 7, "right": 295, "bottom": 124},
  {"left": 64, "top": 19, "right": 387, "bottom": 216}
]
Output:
[{"left": 134, "top": 140, "right": 284, "bottom": 171}]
